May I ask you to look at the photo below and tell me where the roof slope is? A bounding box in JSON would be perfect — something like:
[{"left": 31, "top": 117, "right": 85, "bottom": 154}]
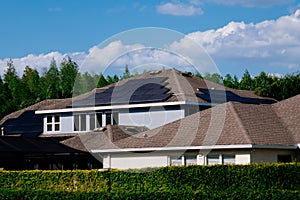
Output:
[
  {"left": 71, "top": 101, "right": 295, "bottom": 152},
  {"left": 272, "top": 94, "right": 300, "bottom": 143}
]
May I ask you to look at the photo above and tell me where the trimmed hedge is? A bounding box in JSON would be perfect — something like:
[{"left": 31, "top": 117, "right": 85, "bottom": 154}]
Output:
[{"left": 0, "top": 163, "right": 299, "bottom": 199}]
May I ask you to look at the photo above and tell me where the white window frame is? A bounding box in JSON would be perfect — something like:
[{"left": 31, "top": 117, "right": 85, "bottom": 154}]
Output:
[
  {"left": 46, "top": 115, "right": 61, "bottom": 132},
  {"left": 89, "top": 112, "right": 103, "bottom": 130},
  {"left": 73, "top": 114, "right": 87, "bottom": 132}
]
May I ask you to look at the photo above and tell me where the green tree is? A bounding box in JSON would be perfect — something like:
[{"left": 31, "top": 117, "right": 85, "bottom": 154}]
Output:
[
  {"left": 60, "top": 57, "right": 79, "bottom": 98},
  {"left": 239, "top": 70, "right": 253, "bottom": 90},
  {"left": 121, "top": 65, "right": 131, "bottom": 80},
  {"left": 44, "top": 58, "right": 61, "bottom": 99},
  {"left": 223, "top": 74, "right": 234, "bottom": 88},
  {"left": 97, "top": 73, "right": 108, "bottom": 88}
]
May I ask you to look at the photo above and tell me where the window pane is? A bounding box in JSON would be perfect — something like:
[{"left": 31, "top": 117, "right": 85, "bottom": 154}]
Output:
[
  {"left": 170, "top": 156, "right": 182, "bottom": 166},
  {"left": 74, "top": 115, "right": 79, "bottom": 131},
  {"left": 96, "top": 113, "right": 102, "bottom": 128},
  {"left": 47, "top": 124, "right": 52, "bottom": 132},
  {"left": 54, "top": 115, "right": 60, "bottom": 122},
  {"left": 106, "top": 113, "right": 111, "bottom": 125},
  {"left": 223, "top": 155, "right": 235, "bottom": 164},
  {"left": 113, "top": 112, "right": 119, "bottom": 125},
  {"left": 90, "top": 114, "right": 95, "bottom": 130},
  {"left": 80, "top": 114, "right": 86, "bottom": 131},
  {"left": 47, "top": 116, "right": 52, "bottom": 123},
  {"left": 54, "top": 124, "right": 60, "bottom": 131},
  {"left": 207, "top": 155, "right": 220, "bottom": 165},
  {"left": 185, "top": 156, "right": 197, "bottom": 165},
  {"left": 277, "top": 155, "right": 292, "bottom": 163}
]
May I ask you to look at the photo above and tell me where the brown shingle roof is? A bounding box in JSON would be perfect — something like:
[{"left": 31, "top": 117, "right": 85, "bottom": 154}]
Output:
[
  {"left": 272, "top": 94, "right": 300, "bottom": 143},
  {"left": 71, "top": 101, "right": 296, "bottom": 152}
]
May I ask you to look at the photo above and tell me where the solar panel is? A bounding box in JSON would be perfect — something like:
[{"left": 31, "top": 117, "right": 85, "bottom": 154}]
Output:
[
  {"left": 196, "top": 89, "right": 276, "bottom": 104},
  {"left": 68, "top": 77, "right": 171, "bottom": 107},
  {"left": 3, "top": 111, "right": 43, "bottom": 137}
]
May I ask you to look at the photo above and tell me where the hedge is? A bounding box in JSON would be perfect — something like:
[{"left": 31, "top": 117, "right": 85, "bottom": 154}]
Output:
[{"left": 0, "top": 163, "right": 299, "bottom": 199}]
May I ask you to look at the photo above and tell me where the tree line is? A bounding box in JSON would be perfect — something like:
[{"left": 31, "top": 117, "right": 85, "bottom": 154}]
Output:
[
  {"left": 0, "top": 58, "right": 134, "bottom": 119},
  {"left": 200, "top": 70, "right": 300, "bottom": 101},
  {"left": 0, "top": 57, "right": 299, "bottom": 120}
]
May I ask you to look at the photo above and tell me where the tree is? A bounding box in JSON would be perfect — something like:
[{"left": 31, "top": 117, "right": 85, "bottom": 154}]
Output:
[
  {"left": 22, "top": 66, "right": 41, "bottom": 101},
  {"left": 44, "top": 58, "right": 61, "bottom": 99},
  {"left": 121, "top": 65, "right": 131, "bottom": 80},
  {"left": 223, "top": 74, "right": 234, "bottom": 88},
  {"left": 60, "top": 57, "right": 79, "bottom": 98},
  {"left": 97, "top": 73, "right": 108, "bottom": 88},
  {"left": 203, "top": 72, "right": 223, "bottom": 84},
  {"left": 239, "top": 70, "right": 253, "bottom": 90}
]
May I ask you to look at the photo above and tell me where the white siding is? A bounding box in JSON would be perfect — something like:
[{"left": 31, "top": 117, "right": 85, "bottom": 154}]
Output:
[
  {"left": 251, "top": 149, "right": 293, "bottom": 163},
  {"left": 119, "top": 107, "right": 184, "bottom": 129},
  {"left": 105, "top": 154, "right": 169, "bottom": 169}
]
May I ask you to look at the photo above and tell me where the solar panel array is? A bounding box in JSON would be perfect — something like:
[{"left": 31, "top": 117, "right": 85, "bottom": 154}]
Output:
[
  {"left": 69, "top": 77, "right": 172, "bottom": 107},
  {"left": 196, "top": 88, "right": 276, "bottom": 104},
  {"left": 3, "top": 110, "right": 43, "bottom": 137}
]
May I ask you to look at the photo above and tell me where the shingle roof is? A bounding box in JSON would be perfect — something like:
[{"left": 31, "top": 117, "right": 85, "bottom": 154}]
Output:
[
  {"left": 74, "top": 101, "right": 295, "bottom": 152},
  {"left": 272, "top": 94, "right": 300, "bottom": 143}
]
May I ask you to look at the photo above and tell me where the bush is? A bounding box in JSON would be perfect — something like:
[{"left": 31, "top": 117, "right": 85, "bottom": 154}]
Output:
[{"left": 0, "top": 163, "right": 299, "bottom": 199}]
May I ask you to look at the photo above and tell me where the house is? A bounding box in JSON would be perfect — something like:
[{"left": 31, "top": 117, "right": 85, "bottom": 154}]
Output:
[
  {"left": 0, "top": 69, "right": 280, "bottom": 170},
  {"left": 61, "top": 94, "right": 300, "bottom": 169}
]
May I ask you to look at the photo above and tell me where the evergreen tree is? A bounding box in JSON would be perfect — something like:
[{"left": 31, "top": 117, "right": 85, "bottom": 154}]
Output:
[
  {"left": 97, "top": 73, "right": 108, "bottom": 88},
  {"left": 45, "top": 58, "right": 61, "bottom": 99},
  {"left": 239, "top": 70, "right": 253, "bottom": 90},
  {"left": 60, "top": 57, "right": 79, "bottom": 98}
]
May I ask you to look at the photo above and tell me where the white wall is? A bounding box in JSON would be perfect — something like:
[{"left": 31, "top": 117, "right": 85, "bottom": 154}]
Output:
[
  {"left": 104, "top": 153, "right": 169, "bottom": 169},
  {"left": 251, "top": 149, "right": 293, "bottom": 163},
  {"left": 119, "top": 107, "right": 184, "bottom": 129}
]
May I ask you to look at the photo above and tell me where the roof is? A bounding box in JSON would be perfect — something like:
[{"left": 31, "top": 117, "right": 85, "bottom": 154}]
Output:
[
  {"left": 37, "top": 69, "right": 276, "bottom": 111},
  {"left": 0, "top": 136, "right": 82, "bottom": 153},
  {"left": 60, "top": 99, "right": 298, "bottom": 152},
  {"left": 272, "top": 94, "right": 300, "bottom": 143}
]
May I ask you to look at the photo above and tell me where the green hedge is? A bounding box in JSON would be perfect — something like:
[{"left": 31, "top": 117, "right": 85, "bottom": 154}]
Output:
[{"left": 0, "top": 163, "right": 299, "bottom": 199}]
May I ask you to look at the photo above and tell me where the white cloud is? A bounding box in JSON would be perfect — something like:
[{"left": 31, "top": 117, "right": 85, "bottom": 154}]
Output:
[
  {"left": 157, "top": 2, "right": 203, "bottom": 16},
  {"left": 2, "top": 10, "right": 300, "bottom": 77},
  {"left": 0, "top": 51, "right": 86, "bottom": 76},
  {"left": 170, "top": 9, "right": 300, "bottom": 70},
  {"left": 208, "top": 0, "right": 294, "bottom": 7},
  {"left": 81, "top": 40, "right": 192, "bottom": 74}
]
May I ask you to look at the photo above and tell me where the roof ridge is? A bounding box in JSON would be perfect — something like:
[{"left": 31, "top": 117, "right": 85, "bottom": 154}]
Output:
[{"left": 228, "top": 103, "right": 252, "bottom": 144}]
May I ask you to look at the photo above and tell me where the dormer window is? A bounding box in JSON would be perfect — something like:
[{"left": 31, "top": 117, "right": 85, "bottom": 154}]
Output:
[{"left": 46, "top": 115, "right": 60, "bottom": 132}]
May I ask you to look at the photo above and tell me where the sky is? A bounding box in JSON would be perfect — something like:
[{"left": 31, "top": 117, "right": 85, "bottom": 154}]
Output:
[{"left": 1, "top": 0, "right": 300, "bottom": 78}]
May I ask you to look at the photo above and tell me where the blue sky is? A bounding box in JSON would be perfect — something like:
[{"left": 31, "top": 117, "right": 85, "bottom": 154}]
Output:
[{"left": 1, "top": 0, "right": 300, "bottom": 77}]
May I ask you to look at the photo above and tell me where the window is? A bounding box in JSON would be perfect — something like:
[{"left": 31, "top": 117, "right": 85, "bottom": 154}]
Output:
[
  {"left": 185, "top": 155, "right": 197, "bottom": 165},
  {"left": 105, "top": 112, "right": 119, "bottom": 125},
  {"left": 207, "top": 155, "right": 220, "bottom": 165},
  {"left": 277, "top": 155, "right": 292, "bottom": 163},
  {"left": 222, "top": 155, "right": 235, "bottom": 164},
  {"left": 74, "top": 114, "right": 87, "bottom": 132},
  {"left": 206, "top": 154, "right": 236, "bottom": 165},
  {"left": 170, "top": 156, "right": 183, "bottom": 166},
  {"left": 46, "top": 115, "right": 60, "bottom": 132},
  {"left": 89, "top": 113, "right": 102, "bottom": 130}
]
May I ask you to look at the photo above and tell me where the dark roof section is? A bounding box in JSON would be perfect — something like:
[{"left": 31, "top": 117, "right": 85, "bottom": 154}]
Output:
[
  {"left": 0, "top": 99, "right": 72, "bottom": 137},
  {"left": 0, "top": 136, "right": 83, "bottom": 153},
  {"left": 68, "top": 77, "right": 172, "bottom": 107},
  {"left": 40, "top": 69, "right": 275, "bottom": 110}
]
